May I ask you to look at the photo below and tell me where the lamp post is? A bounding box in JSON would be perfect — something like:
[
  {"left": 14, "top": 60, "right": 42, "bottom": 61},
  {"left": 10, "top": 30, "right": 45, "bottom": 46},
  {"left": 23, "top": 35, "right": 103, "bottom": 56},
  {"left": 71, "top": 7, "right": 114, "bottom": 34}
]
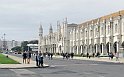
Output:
[
  {"left": 3, "top": 33, "right": 6, "bottom": 51},
  {"left": 1, "top": 37, "right": 3, "bottom": 51}
]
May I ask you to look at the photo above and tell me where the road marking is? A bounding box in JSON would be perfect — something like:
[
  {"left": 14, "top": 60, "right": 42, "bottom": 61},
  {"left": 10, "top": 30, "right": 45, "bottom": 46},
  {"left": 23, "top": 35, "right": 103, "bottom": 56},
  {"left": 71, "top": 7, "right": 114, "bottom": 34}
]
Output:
[
  {"left": 50, "top": 63, "right": 99, "bottom": 67},
  {"left": 10, "top": 69, "right": 36, "bottom": 77},
  {"left": 99, "top": 76, "right": 105, "bottom": 77},
  {"left": 89, "top": 64, "right": 99, "bottom": 65}
]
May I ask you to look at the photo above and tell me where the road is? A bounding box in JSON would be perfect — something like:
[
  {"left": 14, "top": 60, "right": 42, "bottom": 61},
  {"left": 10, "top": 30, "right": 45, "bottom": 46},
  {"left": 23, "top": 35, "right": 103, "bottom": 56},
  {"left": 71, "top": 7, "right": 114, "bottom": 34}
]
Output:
[{"left": 0, "top": 53, "right": 124, "bottom": 77}]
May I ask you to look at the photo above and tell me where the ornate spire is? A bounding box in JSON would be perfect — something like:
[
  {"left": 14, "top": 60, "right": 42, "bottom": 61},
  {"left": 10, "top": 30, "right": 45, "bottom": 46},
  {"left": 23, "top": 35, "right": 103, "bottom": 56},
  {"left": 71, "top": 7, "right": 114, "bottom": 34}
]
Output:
[
  {"left": 65, "top": 17, "right": 68, "bottom": 24},
  {"left": 39, "top": 24, "right": 43, "bottom": 36},
  {"left": 57, "top": 21, "right": 60, "bottom": 30},
  {"left": 49, "top": 24, "right": 53, "bottom": 34}
]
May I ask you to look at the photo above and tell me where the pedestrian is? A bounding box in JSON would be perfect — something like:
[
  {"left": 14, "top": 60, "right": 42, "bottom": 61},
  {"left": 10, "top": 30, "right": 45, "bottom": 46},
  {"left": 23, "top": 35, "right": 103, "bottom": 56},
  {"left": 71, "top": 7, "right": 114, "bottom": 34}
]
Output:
[
  {"left": 108, "top": 52, "right": 111, "bottom": 60},
  {"left": 50, "top": 53, "right": 53, "bottom": 60},
  {"left": 86, "top": 52, "right": 89, "bottom": 58},
  {"left": 115, "top": 52, "right": 119, "bottom": 61},
  {"left": 92, "top": 53, "right": 95, "bottom": 57},
  {"left": 109, "top": 52, "right": 114, "bottom": 60},
  {"left": 43, "top": 52, "right": 46, "bottom": 58},
  {"left": 70, "top": 52, "right": 74, "bottom": 59},
  {"left": 96, "top": 52, "right": 100, "bottom": 58},
  {"left": 35, "top": 53, "right": 39, "bottom": 66},
  {"left": 27, "top": 51, "right": 31, "bottom": 64},
  {"left": 65, "top": 53, "right": 68, "bottom": 59},
  {"left": 111, "top": 52, "right": 114, "bottom": 60},
  {"left": 39, "top": 53, "right": 43, "bottom": 67},
  {"left": 22, "top": 51, "right": 27, "bottom": 64},
  {"left": 62, "top": 53, "right": 65, "bottom": 59},
  {"left": 47, "top": 53, "right": 50, "bottom": 60}
]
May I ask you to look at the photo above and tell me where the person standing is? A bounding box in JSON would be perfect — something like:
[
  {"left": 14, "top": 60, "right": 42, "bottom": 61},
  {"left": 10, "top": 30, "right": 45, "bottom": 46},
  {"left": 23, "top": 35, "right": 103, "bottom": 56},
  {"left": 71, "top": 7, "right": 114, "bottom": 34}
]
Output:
[
  {"left": 86, "top": 52, "right": 89, "bottom": 58},
  {"left": 70, "top": 52, "right": 74, "bottom": 59},
  {"left": 27, "top": 51, "right": 31, "bottom": 64},
  {"left": 39, "top": 53, "right": 43, "bottom": 67},
  {"left": 50, "top": 53, "right": 53, "bottom": 60},
  {"left": 115, "top": 52, "right": 119, "bottom": 61},
  {"left": 48, "top": 53, "right": 50, "bottom": 60},
  {"left": 35, "top": 53, "right": 39, "bottom": 66},
  {"left": 22, "top": 51, "right": 27, "bottom": 64}
]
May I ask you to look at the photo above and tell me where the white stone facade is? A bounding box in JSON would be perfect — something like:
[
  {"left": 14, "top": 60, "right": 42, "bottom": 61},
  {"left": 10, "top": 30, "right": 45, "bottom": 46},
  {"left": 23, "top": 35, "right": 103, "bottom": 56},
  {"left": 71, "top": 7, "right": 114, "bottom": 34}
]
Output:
[{"left": 39, "top": 10, "right": 124, "bottom": 57}]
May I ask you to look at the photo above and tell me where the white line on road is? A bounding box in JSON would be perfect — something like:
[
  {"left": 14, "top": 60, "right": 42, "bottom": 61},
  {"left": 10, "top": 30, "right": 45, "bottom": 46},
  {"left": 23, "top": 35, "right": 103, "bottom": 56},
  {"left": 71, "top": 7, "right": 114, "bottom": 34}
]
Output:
[
  {"left": 10, "top": 69, "right": 36, "bottom": 77},
  {"left": 50, "top": 63, "right": 99, "bottom": 67}
]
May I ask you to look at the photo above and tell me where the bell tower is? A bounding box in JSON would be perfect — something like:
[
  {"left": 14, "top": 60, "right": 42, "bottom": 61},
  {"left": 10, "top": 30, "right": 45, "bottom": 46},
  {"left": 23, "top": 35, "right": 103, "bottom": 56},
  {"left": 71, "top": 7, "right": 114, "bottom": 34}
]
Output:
[{"left": 38, "top": 24, "right": 43, "bottom": 53}]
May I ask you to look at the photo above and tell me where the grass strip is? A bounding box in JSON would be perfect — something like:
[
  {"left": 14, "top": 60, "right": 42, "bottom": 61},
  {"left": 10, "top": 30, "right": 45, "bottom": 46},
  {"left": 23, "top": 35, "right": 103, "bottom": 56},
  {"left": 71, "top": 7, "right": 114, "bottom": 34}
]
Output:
[{"left": 0, "top": 54, "right": 20, "bottom": 64}]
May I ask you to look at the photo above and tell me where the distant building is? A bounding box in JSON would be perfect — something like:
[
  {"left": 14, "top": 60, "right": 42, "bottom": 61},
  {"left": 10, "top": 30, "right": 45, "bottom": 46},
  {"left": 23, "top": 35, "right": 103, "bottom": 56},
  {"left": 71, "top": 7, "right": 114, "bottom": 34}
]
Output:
[
  {"left": 27, "top": 44, "right": 38, "bottom": 53},
  {"left": 0, "top": 40, "right": 21, "bottom": 50},
  {"left": 39, "top": 10, "right": 124, "bottom": 57}
]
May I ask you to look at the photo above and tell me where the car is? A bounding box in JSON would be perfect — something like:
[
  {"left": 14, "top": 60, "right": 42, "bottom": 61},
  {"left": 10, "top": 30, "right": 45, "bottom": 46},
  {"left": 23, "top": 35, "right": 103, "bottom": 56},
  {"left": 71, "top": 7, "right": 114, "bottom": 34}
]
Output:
[
  {"left": 18, "top": 52, "right": 22, "bottom": 54},
  {"left": 5, "top": 52, "right": 8, "bottom": 54},
  {"left": 14, "top": 52, "right": 17, "bottom": 54}
]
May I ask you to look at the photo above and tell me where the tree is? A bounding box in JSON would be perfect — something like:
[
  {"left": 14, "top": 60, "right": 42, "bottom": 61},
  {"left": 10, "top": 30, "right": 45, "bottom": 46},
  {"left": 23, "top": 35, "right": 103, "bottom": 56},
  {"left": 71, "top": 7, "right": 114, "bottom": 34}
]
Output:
[
  {"left": 22, "top": 46, "right": 32, "bottom": 51},
  {"left": 21, "top": 40, "right": 37, "bottom": 51},
  {"left": 11, "top": 46, "right": 22, "bottom": 52},
  {"left": 29, "top": 40, "right": 38, "bottom": 44},
  {"left": 21, "top": 41, "right": 29, "bottom": 51},
  {"left": 21, "top": 41, "right": 29, "bottom": 47}
]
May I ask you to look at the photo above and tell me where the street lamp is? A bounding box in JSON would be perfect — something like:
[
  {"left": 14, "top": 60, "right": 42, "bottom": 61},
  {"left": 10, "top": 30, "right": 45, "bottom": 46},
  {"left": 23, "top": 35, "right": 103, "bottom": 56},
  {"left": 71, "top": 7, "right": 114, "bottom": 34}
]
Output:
[
  {"left": 1, "top": 37, "right": 3, "bottom": 51},
  {"left": 3, "top": 33, "right": 6, "bottom": 51}
]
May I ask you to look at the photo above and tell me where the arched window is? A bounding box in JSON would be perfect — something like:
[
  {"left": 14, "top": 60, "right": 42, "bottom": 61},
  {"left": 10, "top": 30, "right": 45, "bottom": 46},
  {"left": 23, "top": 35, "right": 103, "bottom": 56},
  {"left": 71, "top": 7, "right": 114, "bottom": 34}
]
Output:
[
  {"left": 101, "top": 27, "right": 104, "bottom": 35},
  {"left": 107, "top": 24, "right": 111, "bottom": 35},
  {"left": 86, "top": 31, "right": 88, "bottom": 37}
]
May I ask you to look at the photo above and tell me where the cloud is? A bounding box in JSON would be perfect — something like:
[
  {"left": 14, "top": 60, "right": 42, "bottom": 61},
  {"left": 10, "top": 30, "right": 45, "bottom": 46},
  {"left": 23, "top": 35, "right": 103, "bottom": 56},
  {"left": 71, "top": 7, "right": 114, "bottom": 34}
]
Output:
[{"left": 0, "top": 0, "right": 124, "bottom": 41}]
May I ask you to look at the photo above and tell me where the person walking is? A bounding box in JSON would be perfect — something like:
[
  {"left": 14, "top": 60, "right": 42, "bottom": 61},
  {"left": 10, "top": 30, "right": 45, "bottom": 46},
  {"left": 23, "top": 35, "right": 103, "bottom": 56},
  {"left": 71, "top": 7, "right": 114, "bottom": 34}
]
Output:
[{"left": 22, "top": 51, "right": 27, "bottom": 64}]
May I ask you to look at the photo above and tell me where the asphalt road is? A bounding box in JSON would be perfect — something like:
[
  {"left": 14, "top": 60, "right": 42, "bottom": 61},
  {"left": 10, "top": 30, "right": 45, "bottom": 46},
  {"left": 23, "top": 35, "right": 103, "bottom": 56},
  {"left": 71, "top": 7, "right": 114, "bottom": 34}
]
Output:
[{"left": 0, "top": 53, "right": 124, "bottom": 77}]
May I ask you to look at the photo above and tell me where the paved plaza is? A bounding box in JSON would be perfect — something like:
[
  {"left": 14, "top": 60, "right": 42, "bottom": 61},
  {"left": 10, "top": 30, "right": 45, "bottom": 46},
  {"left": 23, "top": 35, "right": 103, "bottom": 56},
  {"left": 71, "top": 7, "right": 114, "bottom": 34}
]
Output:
[{"left": 0, "top": 54, "right": 124, "bottom": 77}]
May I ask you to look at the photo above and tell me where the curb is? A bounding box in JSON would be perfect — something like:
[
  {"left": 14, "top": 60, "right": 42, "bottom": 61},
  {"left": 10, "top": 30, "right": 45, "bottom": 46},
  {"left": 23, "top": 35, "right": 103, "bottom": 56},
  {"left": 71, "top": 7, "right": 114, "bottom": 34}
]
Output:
[
  {"left": 54, "top": 56, "right": 124, "bottom": 64},
  {"left": 0, "top": 64, "right": 49, "bottom": 69}
]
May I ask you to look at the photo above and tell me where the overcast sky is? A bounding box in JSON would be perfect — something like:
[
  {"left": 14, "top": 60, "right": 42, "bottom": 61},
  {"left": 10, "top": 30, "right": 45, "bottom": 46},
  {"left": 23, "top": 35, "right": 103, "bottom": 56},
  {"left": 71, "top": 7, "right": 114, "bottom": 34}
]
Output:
[{"left": 0, "top": 0, "right": 124, "bottom": 41}]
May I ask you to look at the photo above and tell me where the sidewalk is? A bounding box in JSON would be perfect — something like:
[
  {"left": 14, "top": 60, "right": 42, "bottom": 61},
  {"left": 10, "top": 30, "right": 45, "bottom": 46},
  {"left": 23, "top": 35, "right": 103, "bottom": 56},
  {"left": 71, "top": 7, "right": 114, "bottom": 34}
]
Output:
[
  {"left": 0, "top": 54, "right": 49, "bottom": 69},
  {"left": 54, "top": 55, "right": 124, "bottom": 64}
]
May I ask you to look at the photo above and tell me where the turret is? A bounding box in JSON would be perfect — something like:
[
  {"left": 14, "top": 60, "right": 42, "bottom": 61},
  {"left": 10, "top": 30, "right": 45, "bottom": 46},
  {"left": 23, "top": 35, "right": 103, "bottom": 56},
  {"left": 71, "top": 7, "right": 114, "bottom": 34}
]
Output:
[
  {"left": 38, "top": 24, "right": 43, "bottom": 53},
  {"left": 39, "top": 24, "right": 43, "bottom": 37},
  {"left": 49, "top": 24, "right": 53, "bottom": 34}
]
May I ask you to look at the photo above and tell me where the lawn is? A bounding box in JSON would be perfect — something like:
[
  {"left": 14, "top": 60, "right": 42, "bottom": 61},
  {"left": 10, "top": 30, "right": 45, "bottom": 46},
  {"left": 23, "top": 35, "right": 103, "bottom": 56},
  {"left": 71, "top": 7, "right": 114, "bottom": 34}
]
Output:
[{"left": 0, "top": 54, "right": 20, "bottom": 64}]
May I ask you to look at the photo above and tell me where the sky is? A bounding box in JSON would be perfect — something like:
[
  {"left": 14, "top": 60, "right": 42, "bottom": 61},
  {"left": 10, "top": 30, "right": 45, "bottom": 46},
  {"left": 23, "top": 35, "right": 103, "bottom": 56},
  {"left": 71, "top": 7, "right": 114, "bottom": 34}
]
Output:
[{"left": 0, "top": 0, "right": 124, "bottom": 41}]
